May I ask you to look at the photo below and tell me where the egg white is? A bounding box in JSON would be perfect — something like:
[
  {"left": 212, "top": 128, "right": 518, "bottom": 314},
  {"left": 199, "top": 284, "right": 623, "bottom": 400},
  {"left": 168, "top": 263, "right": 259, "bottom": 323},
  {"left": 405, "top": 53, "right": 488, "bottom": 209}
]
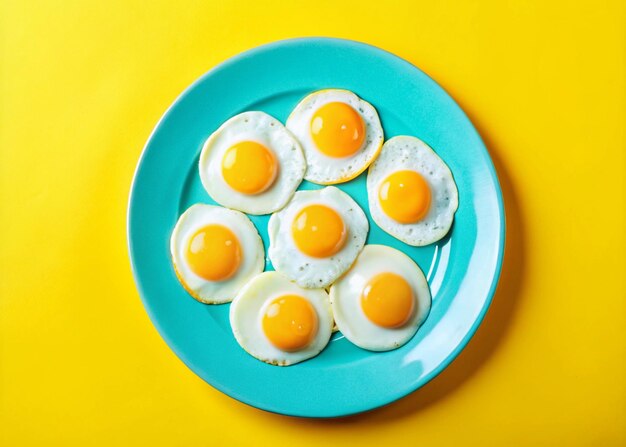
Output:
[
  {"left": 268, "top": 187, "right": 368, "bottom": 289},
  {"left": 170, "top": 204, "right": 264, "bottom": 304},
  {"left": 230, "top": 271, "right": 333, "bottom": 366},
  {"left": 286, "top": 89, "right": 384, "bottom": 185},
  {"left": 330, "top": 245, "right": 431, "bottom": 352},
  {"left": 199, "top": 111, "right": 306, "bottom": 215},
  {"left": 367, "top": 136, "right": 459, "bottom": 246}
]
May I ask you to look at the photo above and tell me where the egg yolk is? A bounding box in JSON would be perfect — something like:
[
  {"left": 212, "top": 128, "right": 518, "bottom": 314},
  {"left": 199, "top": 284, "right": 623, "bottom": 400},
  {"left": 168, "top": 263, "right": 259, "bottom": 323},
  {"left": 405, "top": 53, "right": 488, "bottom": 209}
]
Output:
[
  {"left": 379, "top": 170, "right": 431, "bottom": 223},
  {"left": 221, "top": 141, "right": 278, "bottom": 195},
  {"left": 310, "top": 102, "right": 366, "bottom": 158},
  {"left": 361, "top": 272, "right": 415, "bottom": 328},
  {"left": 185, "top": 224, "right": 241, "bottom": 281},
  {"left": 262, "top": 294, "right": 319, "bottom": 351},
  {"left": 291, "top": 204, "right": 347, "bottom": 258}
]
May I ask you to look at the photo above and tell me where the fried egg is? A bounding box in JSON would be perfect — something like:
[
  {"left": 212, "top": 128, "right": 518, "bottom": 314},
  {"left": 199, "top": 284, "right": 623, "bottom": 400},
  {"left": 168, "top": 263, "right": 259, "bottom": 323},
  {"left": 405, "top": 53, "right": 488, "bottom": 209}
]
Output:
[
  {"left": 367, "top": 136, "right": 459, "bottom": 246},
  {"left": 268, "top": 186, "right": 368, "bottom": 288},
  {"left": 170, "top": 204, "right": 264, "bottom": 304},
  {"left": 286, "top": 89, "right": 384, "bottom": 184},
  {"left": 330, "top": 245, "right": 431, "bottom": 351},
  {"left": 199, "top": 111, "right": 306, "bottom": 215},
  {"left": 230, "top": 271, "right": 333, "bottom": 366}
]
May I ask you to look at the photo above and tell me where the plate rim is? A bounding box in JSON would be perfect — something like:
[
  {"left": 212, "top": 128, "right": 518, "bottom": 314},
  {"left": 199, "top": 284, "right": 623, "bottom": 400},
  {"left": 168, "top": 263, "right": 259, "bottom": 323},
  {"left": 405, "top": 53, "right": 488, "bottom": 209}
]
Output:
[{"left": 127, "top": 36, "right": 506, "bottom": 418}]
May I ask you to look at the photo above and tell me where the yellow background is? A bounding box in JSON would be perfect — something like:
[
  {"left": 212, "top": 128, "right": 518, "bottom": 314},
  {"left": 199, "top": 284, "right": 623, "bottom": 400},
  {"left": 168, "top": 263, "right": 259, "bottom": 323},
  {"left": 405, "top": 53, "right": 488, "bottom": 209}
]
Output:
[{"left": 1, "top": 0, "right": 625, "bottom": 445}]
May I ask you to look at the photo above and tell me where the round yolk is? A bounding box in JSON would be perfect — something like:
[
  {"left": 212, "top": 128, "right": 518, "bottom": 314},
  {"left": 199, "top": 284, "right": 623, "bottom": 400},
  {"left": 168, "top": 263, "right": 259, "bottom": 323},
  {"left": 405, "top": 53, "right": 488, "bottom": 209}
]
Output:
[
  {"left": 185, "top": 224, "right": 241, "bottom": 281},
  {"left": 291, "top": 204, "right": 347, "bottom": 258},
  {"left": 310, "top": 102, "right": 366, "bottom": 158},
  {"left": 361, "top": 272, "right": 415, "bottom": 328},
  {"left": 221, "top": 141, "right": 278, "bottom": 195},
  {"left": 378, "top": 170, "right": 431, "bottom": 223},
  {"left": 262, "top": 294, "right": 319, "bottom": 351}
]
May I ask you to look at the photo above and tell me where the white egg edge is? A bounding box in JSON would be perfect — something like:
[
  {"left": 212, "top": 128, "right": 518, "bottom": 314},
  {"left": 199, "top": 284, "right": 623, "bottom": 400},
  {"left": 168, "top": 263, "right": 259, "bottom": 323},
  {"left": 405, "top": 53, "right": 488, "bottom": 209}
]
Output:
[
  {"left": 229, "top": 271, "right": 334, "bottom": 366},
  {"left": 286, "top": 89, "right": 384, "bottom": 185},
  {"left": 267, "top": 186, "right": 369, "bottom": 289},
  {"left": 170, "top": 204, "right": 265, "bottom": 304},
  {"left": 367, "top": 135, "right": 459, "bottom": 246},
  {"left": 199, "top": 111, "right": 306, "bottom": 215},
  {"left": 329, "top": 245, "right": 432, "bottom": 352}
]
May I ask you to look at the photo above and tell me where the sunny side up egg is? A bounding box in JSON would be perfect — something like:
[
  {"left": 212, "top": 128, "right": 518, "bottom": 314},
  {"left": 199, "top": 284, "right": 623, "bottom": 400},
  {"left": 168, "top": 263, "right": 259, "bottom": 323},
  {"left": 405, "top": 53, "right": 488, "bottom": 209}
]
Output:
[
  {"left": 268, "top": 187, "right": 368, "bottom": 289},
  {"left": 286, "top": 89, "right": 384, "bottom": 185},
  {"left": 170, "top": 204, "right": 264, "bottom": 304},
  {"left": 230, "top": 271, "right": 334, "bottom": 366},
  {"left": 199, "top": 111, "right": 306, "bottom": 215},
  {"left": 367, "top": 136, "right": 459, "bottom": 246},
  {"left": 330, "top": 245, "right": 431, "bottom": 351}
]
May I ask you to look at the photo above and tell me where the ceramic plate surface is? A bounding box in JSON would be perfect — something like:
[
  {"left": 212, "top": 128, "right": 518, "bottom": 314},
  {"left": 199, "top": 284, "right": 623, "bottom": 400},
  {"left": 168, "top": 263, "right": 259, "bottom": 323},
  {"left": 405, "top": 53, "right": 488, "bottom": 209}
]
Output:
[{"left": 127, "top": 37, "right": 505, "bottom": 417}]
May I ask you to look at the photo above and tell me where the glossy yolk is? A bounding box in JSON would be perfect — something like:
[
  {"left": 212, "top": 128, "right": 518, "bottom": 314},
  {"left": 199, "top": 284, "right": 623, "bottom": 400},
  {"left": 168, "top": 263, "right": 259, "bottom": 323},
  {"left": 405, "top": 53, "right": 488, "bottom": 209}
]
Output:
[
  {"left": 361, "top": 272, "right": 415, "bottom": 328},
  {"left": 262, "top": 294, "right": 319, "bottom": 351},
  {"left": 221, "top": 141, "right": 278, "bottom": 194},
  {"left": 379, "top": 170, "right": 431, "bottom": 223},
  {"left": 291, "top": 204, "right": 347, "bottom": 258},
  {"left": 310, "top": 102, "right": 366, "bottom": 158},
  {"left": 185, "top": 224, "right": 241, "bottom": 281}
]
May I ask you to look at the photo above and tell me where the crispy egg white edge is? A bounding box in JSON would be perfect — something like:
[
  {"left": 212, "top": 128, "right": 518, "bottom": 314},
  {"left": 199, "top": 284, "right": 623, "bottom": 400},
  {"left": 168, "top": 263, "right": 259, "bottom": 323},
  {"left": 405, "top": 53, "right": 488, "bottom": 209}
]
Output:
[
  {"left": 229, "top": 271, "right": 334, "bottom": 366},
  {"left": 367, "top": 136, "right": 459, "bottom": 246},
  {"left": 199, "top": 111, "right": 306, "bottom": 215},
  {"left": 170, "top": 204, "right": 264, "bottom": 304},
  {"left": 286, "top": 89, "right": 384, "bottom": 185},
  {"left": 268, "top": 186, "right": 368, "bottom": 289},
  {"left": 329, "top": 244, "right": 431, "bottom": 352}
]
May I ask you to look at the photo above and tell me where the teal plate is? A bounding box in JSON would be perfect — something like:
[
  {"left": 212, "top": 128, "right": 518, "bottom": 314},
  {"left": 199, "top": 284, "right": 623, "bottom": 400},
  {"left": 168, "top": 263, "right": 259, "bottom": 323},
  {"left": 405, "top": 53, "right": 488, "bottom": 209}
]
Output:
[{"left": 127, "top": 38, "right": 505, "bottom": 418}]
